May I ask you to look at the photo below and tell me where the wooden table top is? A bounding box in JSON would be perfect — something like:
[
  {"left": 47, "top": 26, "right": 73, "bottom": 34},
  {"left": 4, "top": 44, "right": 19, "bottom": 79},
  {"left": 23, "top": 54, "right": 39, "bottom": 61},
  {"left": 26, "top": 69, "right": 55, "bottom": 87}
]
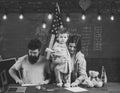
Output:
[{"left": 3, "top": 82, "right": 120, "bottom": 93}]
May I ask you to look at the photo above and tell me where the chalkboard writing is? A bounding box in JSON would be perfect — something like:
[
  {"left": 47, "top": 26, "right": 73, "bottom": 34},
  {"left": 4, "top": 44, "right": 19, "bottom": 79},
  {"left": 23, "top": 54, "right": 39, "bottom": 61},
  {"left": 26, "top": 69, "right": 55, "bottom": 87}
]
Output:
[
  {"left": 68, "top": 28, "right": 81, "bottom": 36},
  {"left": 93, "top": 26, "right": 102, "bottom": 51},
  {"left": 81, "top": 26, "right": 91, "bottom": 56},
  {"left": 66, "top": 25, "right": 103, "bottom": 57}
]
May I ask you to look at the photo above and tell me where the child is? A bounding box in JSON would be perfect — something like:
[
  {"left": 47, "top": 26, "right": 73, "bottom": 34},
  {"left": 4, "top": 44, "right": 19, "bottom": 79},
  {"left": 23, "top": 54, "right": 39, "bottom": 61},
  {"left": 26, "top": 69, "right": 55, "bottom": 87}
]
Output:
[{"left": 47, "top": 28, "right": 71, "bottom": 87}]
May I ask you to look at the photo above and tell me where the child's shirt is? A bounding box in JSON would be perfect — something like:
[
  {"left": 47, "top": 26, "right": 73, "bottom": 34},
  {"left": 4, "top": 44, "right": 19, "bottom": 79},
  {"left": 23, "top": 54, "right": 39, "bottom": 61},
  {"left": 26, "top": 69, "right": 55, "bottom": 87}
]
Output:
[{"left": 52, "top": 42, "right": 71, "bottom": 73}]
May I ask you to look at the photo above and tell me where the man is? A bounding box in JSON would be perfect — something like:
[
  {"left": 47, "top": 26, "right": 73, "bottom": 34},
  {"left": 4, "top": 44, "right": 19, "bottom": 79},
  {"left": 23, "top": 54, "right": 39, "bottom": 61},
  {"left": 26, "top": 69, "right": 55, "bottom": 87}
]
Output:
[
  {"left": 67, "top": 35, "right": 88, "bottom": 87},
  {"left": 9, "top": 38, "right": 51, "bottom": 85}
]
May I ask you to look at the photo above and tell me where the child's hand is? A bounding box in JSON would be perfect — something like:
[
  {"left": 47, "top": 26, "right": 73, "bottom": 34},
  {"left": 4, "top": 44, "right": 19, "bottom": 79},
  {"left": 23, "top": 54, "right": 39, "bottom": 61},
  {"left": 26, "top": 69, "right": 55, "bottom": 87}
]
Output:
[
  {"left": 45, "top": 48, "right": 54, "bottom": 52},
  {"left": 61, "top": 57, "right": 67, "bottom": 63}
]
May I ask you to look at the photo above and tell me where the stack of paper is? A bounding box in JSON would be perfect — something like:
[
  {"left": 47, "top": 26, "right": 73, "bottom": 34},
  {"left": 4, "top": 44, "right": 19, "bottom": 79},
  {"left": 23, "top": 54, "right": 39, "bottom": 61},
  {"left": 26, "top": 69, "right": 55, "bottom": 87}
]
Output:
[{"left": 65, "top": 87, "right": 88, "bottom": 92}]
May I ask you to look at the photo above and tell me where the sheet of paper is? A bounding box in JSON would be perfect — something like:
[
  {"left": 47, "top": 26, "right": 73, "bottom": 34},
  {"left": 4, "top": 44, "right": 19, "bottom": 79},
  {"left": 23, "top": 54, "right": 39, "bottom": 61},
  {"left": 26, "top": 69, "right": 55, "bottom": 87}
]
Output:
[
  {"left": 16, "top": 87, "right": 27, "bottom": 93},
  {"left": 65, "top": 87, "right": 88, "bottom": 92},
  {"left": 21, "top": 84, "right": 39, "bottom": 87}
]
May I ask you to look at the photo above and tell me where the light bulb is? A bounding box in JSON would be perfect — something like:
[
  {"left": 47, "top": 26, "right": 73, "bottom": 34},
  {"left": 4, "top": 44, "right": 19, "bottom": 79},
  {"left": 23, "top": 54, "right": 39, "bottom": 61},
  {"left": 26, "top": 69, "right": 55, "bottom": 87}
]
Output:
[
  {"left": 42, "top": 23, "right": 46, "bottom": 28},
  {"left": 82, "top": 14, "right": 86, "bottom": 20},
  {"left": 66, "top": 17, "right": 70, "bottom": 22},
  {"left": 19, "top": 14, "right": 24, "bottom": 20},
  {"left": 48, "top": 14, "right": 52, "bottom": 20},
  {"left": 3, "top": 14, "right": 7, "bottom": 20},
  {"left": 97, "top": 15, "right": 102, "bottom": 21},
  {"left": 110, "top": 15, "right": 114, "bottom": 21}
]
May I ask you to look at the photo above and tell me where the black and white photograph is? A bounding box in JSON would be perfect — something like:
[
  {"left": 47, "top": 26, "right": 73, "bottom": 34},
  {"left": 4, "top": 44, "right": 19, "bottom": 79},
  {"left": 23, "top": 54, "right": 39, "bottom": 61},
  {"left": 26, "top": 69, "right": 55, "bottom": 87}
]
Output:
[{"left": 0, "top": 0, "right": 120, "bottom": 93}]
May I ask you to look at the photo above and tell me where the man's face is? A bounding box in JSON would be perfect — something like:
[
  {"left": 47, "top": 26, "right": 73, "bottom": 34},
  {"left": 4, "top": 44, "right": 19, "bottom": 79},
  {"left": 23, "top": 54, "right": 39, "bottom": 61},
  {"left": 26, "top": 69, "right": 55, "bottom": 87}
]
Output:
[
  {"left": 68, "top": 43, "right": 76, "bottom": 55},
  {"left": 28, "top": 49, "right": 40, "bottom": 64},
  {"left": 58, "top": 33, "right": 68, "bottom": 44}
]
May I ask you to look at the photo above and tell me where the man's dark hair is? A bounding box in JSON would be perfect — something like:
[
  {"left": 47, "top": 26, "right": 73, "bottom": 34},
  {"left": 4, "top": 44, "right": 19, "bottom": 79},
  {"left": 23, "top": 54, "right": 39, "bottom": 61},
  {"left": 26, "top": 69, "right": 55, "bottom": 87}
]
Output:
[
  {"left": 28, "top": 38, "right": 42, "bottom": 50},
  {"left": 67, "top": 35, "right": 82, "bottom": 52}
]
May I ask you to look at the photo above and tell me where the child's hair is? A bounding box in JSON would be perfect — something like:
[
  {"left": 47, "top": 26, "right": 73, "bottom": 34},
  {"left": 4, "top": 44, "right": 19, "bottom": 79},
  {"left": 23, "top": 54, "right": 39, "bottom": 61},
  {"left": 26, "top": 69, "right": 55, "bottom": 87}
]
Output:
[{"left": 56, "top": 27, "right": 69, "bottom": 37}]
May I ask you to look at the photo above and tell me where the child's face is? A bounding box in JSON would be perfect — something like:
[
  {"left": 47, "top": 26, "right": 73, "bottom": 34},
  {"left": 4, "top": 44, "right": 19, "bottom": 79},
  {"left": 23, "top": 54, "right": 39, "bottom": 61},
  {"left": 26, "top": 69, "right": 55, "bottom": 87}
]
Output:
[{"left": 58, "top": 33, "right": 68, "bottom": 44}]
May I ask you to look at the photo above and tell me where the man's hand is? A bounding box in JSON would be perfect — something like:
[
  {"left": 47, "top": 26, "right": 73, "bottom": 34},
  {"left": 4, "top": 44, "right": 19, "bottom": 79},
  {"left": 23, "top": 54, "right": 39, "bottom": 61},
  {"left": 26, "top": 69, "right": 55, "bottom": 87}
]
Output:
[
  {"left": 39, "top": 80, "right": 50, "bottom": 85},
  {"left": 42, "top": 80, "right": 50, "bottom": 84},
  {"left": 71, "top": 82, "right": 79, "bottom": 87},
  {"left": 16, "top": 79, "right": 24, "bottom": 85}
]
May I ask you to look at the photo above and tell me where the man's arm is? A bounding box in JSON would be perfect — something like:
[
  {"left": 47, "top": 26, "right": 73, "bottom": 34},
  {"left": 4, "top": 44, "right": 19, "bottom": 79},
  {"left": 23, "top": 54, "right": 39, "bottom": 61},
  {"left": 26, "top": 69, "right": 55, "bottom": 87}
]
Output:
[{"left": 9, "top": 57, "right": 24, "bottom": 84}]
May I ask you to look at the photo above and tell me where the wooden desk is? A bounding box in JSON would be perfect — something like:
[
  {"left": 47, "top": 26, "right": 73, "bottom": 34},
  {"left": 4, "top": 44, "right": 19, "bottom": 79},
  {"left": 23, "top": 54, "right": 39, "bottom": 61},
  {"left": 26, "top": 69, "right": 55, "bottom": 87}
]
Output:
[{"left": 6, "top": 83, "right": 120, "bottom": 93}]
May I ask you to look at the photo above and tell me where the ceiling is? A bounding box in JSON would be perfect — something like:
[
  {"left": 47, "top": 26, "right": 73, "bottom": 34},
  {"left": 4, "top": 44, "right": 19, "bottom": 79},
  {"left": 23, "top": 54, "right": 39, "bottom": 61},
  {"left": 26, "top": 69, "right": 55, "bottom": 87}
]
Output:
[{"left": 0, "top": 0, "right": 120, "bottom": 14}]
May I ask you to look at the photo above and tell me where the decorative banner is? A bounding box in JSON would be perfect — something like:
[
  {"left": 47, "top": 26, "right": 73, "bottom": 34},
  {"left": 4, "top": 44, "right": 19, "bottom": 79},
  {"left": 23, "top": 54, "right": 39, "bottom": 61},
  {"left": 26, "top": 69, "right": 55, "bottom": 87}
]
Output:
[{"left": 79, "top": 0, "right": 91, "bottom": 11}]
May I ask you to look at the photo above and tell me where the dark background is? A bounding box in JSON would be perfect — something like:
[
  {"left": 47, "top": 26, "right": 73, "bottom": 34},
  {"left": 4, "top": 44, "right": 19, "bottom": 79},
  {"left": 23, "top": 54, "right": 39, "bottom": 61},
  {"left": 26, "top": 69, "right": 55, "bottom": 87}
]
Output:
[{"left": 0, "top": 13, "right": 120, "bottom": 58}]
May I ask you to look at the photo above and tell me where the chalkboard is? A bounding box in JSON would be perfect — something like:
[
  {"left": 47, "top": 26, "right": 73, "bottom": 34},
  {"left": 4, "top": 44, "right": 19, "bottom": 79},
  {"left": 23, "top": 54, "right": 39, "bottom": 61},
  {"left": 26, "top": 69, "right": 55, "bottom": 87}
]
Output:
[
  {"left": 0, "top": 13, "right": 120, "bottom": 58},
  {"left": 67, "top": 24, "right": 103, "bottom": 57}
]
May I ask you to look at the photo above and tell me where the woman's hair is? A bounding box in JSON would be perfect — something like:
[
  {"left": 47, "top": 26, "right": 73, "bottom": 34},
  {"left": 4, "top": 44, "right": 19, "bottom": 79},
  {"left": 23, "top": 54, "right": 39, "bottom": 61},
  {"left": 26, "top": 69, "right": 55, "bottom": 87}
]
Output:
[
  {"left": 28, "top": 38, "right": 42, "bottom": 50},
  {"left": 67, "top": 35, "right": 82, "bottom": 52}
]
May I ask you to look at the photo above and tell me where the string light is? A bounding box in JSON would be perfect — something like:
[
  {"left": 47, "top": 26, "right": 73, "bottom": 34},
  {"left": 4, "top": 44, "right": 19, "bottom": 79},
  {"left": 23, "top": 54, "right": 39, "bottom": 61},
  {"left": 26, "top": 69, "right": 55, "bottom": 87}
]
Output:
[
  {"left": 19, "top": 14, "right": 24, "bottom": 20},
  {"left": 48, "top": 13, "right": 52, "bottom": 20},
  {"left": 97, "top": 15, "right": 102, "bottom": 21},
  {"left": 81, "top": 14, "right": 86, "bottom": 20},
  {"left": 2, "top": 14, "right": 7, "bottom": 20},
  {"left": 110, "top": 15, "right": 114, "bottom": 21},
  {"left": 42, "top": 22, "right": 46, "bottom": 29},
  {"left": 66, "top": 16, "right": 70, "bottom": 22}
]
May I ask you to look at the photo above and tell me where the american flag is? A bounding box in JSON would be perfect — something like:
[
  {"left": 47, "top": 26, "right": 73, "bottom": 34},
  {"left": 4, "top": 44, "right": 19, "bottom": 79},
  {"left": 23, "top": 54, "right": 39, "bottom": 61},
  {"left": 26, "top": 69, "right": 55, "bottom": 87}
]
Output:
[
  {"left": 49, "top": 3, "right": 63, "bottom": 35},
  {"left": 46, "top": 3, "right": 63, "bottom": 59}
]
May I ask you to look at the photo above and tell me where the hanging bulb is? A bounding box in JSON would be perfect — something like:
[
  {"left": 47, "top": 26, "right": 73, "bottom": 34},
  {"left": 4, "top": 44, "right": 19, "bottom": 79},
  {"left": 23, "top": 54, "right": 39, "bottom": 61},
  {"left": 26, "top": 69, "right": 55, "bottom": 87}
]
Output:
[
  {"left": 42, "top": 22, "right": 46, "bottom": 29},
  {"left": 81, "top": 14, "right": 86, "bottom": 20},
  {"left": 66, "top": 16, "right": 70, "bottom": 22},
  {"left": 110, "top": 15, "right": 114, "bottom": 21},
  {"left": 3, "top": 14, "right": 7, "bottom": 20},
  {"left": 48, "top": 13, "right": 52, "bottom": 20},
  {"left": 19, "top": 14, "right": 24, "bottom": 20},
  {"left": 97, "top": 15, "right": 102, "bottom": 21}
]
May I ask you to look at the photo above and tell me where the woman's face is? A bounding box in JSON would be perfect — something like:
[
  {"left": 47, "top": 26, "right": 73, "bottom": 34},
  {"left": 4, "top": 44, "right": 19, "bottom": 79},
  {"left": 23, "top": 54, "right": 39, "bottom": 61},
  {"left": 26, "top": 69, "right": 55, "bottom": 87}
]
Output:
[{"left": 68, "top": 43, "right": 76, "bottom": 55}]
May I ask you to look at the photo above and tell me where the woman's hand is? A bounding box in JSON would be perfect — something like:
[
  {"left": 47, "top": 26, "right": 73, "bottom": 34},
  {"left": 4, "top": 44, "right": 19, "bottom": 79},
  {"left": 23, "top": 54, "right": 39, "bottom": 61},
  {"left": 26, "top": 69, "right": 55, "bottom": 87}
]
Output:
[{"left": 71, "top": 82, "right": 79, "bottom": 87}]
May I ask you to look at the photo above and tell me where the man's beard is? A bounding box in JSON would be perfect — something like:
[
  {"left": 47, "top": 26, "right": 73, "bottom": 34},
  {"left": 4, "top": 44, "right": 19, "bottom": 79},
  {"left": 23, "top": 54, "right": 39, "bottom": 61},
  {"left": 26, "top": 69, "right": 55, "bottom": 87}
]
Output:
[{"left": 28, "top": 54, "right": 40, "bottom": 64}]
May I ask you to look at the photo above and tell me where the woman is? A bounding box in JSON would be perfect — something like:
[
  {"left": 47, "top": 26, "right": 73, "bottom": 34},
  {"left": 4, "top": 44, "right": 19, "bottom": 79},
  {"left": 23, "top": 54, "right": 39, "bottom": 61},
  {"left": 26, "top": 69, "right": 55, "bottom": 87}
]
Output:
[{"left": 67, "top": 35, "right": 88, "bottom": 87}]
